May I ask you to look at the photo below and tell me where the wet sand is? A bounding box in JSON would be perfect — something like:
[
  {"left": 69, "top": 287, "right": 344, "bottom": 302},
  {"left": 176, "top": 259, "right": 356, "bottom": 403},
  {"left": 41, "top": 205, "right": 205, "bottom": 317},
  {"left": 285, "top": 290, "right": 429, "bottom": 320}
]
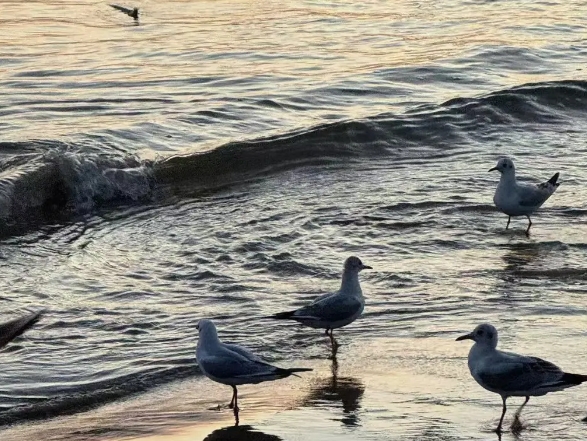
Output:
[{"left": 4, "top": 332, "right": 587, "bottom": 441}]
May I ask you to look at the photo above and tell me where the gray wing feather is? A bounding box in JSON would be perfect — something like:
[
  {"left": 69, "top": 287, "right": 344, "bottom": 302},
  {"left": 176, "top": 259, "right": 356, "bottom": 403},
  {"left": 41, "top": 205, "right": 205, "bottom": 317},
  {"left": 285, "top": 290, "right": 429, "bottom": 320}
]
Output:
[
  {"left": 222, "top": 343, "right": 265, "bottom": 363},
  {"left": 312, "top": 292, "right": 335, "bottom": 304},
  {"left": 200, "top": 352, "right": 276, "bottom": 380},
  {"left": 519, "top": 182, "right": 556, "bottom": 207},
  {"left": 479, "top": 355, "right": 563, "bottom": 392},
  {"left": 294, "top": 296, "right": 362, "bottom": 322},
  {"left": 519, "top": 190, "right": 549, "bottom": 207}
]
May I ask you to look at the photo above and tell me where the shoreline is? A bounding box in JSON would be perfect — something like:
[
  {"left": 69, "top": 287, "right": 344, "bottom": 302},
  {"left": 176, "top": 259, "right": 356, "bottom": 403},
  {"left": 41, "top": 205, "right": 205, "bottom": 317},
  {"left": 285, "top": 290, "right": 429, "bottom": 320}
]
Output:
[
  {"left": 3, "top": 336, "right": 587, "bottom": 441},
  {"left": 0, "top": 372, "right": 316, "bottom": 441}
]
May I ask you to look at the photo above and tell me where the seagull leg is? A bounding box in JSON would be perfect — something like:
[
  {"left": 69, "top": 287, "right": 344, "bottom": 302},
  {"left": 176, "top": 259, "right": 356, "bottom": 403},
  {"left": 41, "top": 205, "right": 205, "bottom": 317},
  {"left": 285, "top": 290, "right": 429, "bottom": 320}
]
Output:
[
  {"left": 496, "top": 396, "right": 507, "bottom": 433},
  {"left": 233, "top": 386, "right": 239, "bottom": 413},
  {"left": 511, "top": 396, "right": 529, "bottom": 433},
  {"left": 229, "top": 385, "right": 237, "bottom": 409},
  {"left": 328, "top": 329, "right": 339, "bottom": 349},
  {"left": 325, "top": 328, "right": 330, "bottom": 336},
  {"left": 506, "top": 216, "right": 511, "bottom": 230},
  {"left": 525, "top": 216, "right": 532, "bottom": 236},
  {"left": 514, "top": 396, "right": 530, "bottom": 418}
]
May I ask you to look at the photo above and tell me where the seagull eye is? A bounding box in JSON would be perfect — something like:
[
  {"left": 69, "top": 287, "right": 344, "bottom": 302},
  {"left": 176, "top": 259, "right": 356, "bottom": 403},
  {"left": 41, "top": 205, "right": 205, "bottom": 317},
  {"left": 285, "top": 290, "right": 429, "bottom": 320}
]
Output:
[{"left": 477, "top": 330, "right": 484, "bottom": 336}]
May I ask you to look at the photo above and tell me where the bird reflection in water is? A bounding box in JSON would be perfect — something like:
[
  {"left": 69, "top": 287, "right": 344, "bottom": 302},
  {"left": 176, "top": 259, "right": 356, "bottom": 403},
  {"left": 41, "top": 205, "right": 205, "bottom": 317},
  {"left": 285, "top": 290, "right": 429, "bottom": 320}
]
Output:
[
  {"left": 494, "top": 427, "right": 522, "bottom": 441},
  {"left": 303, "top": 344, "right": 365, "bottom": 426},
  {"left": 501, "top": 242, "right": 544, "bottom": 278},
  {"left": 203, "top": 424, "right": 282, "bottom": 441}
]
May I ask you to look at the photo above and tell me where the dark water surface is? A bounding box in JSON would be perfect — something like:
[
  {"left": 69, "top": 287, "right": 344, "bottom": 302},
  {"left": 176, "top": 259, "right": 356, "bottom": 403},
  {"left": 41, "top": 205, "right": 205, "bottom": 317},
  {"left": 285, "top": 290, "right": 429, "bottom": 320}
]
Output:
[{"left": 1, "top": 0, "right": 587, "bottom": 439}]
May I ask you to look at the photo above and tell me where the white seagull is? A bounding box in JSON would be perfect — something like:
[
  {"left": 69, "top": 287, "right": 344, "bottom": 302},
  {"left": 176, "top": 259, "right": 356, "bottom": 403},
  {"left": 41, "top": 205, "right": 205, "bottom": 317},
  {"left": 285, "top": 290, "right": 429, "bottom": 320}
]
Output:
[
  {"left": 489, "top": 157, "right": 559, "bottom": 235},
  {"left": 457, "top": 323, "right": 587, "bottom": 433},
  {"left": 0, "top": 311, "right": 44, "bottom": 350},
  {"left": 196, "top": 319, "right": 312, "bottom": 414},
  {"left": 269, "top": 256, "right": 371, "bottom": 346}
]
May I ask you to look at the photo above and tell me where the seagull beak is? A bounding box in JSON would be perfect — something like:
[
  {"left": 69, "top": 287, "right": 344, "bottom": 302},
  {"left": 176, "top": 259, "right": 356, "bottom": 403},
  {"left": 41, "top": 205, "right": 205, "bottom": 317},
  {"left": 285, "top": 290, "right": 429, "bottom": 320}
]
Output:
[
  {"left": 488, "top": 166, "right": 498, "bottom": 172},
  {"left": 456, "top": 332, "right": 474, "bottom": 341},
  {"left": 361, "top": 264, "right": 373, "bottom": 270}
]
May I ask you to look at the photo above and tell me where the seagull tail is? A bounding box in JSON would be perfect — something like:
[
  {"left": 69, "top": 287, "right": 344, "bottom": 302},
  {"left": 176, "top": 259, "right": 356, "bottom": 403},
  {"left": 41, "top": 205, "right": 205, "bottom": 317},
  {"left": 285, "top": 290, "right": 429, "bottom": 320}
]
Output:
[
  {"left": 561, "top": 372, "right": 587, "bottom": 385},
  {"left": 548, "top": 172, "right": 560, "bottom": 187},
  {"left": 0, "top": 310, "right": 45, "bottom": 349},
  {"left": 269, "top": 310, "right": 297, "bottom": 320}
]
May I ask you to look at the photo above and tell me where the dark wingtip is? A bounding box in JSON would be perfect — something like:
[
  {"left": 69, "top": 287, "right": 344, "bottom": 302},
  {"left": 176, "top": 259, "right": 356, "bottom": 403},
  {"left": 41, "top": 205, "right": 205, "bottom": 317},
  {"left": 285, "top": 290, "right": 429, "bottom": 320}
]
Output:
[
  {"left": 548, "top": 172, "right": 560, "bottom": 186},
  {"left": 286, "top": 367, "right": 313, "bottom": 377},
  {"left": 289, "top": 367, "right": 313, "bottom": 372},
  {"left": 270, "top": 310, "right": 296, "bottom": 320},
  {"left": 562, "top": 372, "right": 587, "bottom": 385}
]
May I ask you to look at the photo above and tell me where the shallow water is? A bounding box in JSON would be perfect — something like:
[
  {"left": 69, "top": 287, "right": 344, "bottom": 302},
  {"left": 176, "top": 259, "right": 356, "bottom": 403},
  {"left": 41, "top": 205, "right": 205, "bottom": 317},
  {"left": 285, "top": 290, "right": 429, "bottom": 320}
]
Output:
[{"left": 1, "top": 0, "right": 587, "bottom": 439}]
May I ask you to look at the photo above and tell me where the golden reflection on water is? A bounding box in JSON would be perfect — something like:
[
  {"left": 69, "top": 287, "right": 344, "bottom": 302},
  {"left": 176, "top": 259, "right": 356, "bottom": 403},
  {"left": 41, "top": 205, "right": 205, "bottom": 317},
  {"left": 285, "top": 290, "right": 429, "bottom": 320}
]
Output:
[
  {"left": 1, "top": 0, "right": 585, "bottom": 139},
  {"left": 1, "top": 0, "right": 582, "bottom": 69},
  {"left": 0, "top": 0, "right": 587, "bottom": 440},
  {"left": 1, "top": 314, "right": 587, "bottom": 441}
]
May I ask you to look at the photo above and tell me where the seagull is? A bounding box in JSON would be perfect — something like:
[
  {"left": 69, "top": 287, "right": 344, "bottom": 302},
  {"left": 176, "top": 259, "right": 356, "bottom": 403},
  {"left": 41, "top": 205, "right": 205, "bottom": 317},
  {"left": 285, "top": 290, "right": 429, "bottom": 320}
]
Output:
[
  {"left": 489, "top": 157, "right": 559, "bottom": 235},
  {"left": 110, "top": 4, "right": 139, "bottom": 20},
  {"left": 269, "top": 256, "right": 371, "bottom": 346},
  {"left": 456, "top": 323, "right": 587, "bottom": 433},
  {"left": 0, "top": 311, "right": 44, "bottom": 350},
  {"left": 196, "top": 319, "right": 312, "bottom": 416}
]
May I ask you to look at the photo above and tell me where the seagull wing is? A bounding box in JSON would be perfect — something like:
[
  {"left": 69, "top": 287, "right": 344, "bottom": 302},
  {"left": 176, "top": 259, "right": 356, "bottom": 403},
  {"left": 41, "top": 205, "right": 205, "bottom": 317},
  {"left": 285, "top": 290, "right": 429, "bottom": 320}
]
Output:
[
  {"left": 311, "top": 291, "right": 336, "bottom": 304},
  {"left": 198, "top": 346, "right": 284, "bottom": 382},
  {"left": 518, "top": 173, "right": 559, "bottom": 207},
  {"left": 292, "top": 295, "right": 362, "bottom": 322},
  {"left": 478, "top": 352, "right": 564, "bottom": 393},
  {"left": 222, "top": 342, "right": 265, "bottom": 363}
]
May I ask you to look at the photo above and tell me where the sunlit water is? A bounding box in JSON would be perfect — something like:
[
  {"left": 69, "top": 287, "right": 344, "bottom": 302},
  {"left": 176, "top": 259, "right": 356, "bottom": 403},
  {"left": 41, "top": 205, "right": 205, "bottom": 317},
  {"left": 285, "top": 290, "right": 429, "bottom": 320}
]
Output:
[{"left": 1, "top": 0, "right": 587, "bottom": 440}]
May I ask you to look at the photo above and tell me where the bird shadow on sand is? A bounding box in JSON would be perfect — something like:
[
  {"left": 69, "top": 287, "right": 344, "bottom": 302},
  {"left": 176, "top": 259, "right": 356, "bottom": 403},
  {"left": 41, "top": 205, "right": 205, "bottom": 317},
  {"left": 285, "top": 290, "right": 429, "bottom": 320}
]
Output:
[{"left": 202, "top": 424, "right": 283, "bottom": 441}]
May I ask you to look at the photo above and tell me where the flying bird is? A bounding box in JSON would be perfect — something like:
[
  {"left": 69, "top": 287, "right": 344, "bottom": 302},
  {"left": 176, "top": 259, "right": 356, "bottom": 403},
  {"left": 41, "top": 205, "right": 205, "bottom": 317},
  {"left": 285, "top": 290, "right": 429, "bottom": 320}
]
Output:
[
  {"left": 457, "top": 323, "right": 587, "bottom": 433},
  {"left": 110, "top": 4, "right": 139, "bottom": 20}
]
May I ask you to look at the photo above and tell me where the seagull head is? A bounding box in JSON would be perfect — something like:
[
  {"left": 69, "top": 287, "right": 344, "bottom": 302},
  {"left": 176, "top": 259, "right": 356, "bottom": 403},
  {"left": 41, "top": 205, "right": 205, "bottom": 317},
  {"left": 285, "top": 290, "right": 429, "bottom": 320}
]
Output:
[
  {"left": 456, "top": 323, "right": 498, "bottom": 349},
  {"left": 344, "top": 256, "right": 372, "bottom": 273},
  {"left": 196, "top": 319, "right": 219, "bottom": 342},
  {"left": 488, "top": 157, "right": 515, "bottom": 174}
]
